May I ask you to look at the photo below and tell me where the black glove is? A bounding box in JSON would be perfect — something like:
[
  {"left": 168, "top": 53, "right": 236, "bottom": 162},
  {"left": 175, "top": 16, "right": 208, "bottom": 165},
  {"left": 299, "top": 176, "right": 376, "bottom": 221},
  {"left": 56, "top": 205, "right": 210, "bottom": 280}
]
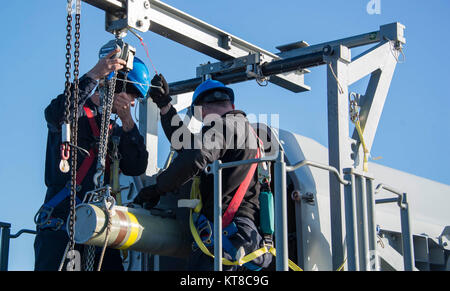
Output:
[
  {"left": 133, "top": 184, "right": 163, "bottom": 209},
  {"left": 149, "top": 74, "right": 172, "bottom": 109}
]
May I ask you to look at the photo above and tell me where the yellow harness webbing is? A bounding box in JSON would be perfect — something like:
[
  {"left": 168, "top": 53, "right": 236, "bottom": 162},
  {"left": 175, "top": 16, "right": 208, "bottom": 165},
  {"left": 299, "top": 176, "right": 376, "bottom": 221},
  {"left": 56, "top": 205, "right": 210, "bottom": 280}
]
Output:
[{"left": 189, "top": 177, "right": 303, "bottom": 271}]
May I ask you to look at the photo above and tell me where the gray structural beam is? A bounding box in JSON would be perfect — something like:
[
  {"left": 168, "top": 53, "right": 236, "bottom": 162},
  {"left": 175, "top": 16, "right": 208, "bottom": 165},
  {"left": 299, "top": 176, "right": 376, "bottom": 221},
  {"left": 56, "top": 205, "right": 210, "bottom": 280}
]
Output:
[
  {"left": 325, "top": 45, "right": 353, "bottom": 270},
  {"left": 82, "top": 0, "right": 310, "bottom": 93},
  {"left": 320, "top": 23, "right": 404, "bottom": 269},
  {"left": 348, "top": 41, "right": 399, "bottom": 161},
  {"left": 168, "top": 51, "right": 325, "bottom": 96},
  {"left": 82, "top": 0, "right": 125, "bottom": 12}
]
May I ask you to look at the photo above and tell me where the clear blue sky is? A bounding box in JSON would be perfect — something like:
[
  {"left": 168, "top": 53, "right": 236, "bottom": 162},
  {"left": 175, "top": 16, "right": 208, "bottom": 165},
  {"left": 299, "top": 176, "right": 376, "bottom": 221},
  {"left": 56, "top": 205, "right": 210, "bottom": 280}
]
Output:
[{"left": 0, "top": 0, "right": 449, "bottom": 270}]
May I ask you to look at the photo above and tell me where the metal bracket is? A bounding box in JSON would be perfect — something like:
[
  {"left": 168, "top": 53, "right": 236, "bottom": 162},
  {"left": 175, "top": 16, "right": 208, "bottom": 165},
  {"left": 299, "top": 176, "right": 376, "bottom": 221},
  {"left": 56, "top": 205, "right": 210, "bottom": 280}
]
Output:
[
  {"left": 196, "top": 53, "right": 262, "bottom": 78},
  {"left": 291, "top": 190, "right": 315, "bottom": 206}
]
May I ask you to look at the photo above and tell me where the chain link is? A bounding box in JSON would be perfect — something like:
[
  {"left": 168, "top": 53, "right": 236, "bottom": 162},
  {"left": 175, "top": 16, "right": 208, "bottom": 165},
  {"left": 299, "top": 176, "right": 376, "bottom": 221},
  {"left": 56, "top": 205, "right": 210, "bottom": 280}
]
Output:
[
  {"left": 63, "top": 3, "right": 73, "bottom": 126},
  {"left": 94, "top": 35, "right": 121, "bottom": 188},
  {"left": 68, "top": 0, "right": 82, "bottom": 256}
]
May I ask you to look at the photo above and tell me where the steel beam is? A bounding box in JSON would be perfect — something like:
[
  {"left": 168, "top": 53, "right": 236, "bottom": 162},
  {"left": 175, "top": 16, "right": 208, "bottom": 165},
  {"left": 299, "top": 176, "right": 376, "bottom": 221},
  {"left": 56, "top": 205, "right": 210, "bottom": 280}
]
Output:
[
  {"left": 82, "top": 0, "right": 310, "bottom": 93},
  {"left": 325, "top": 45, "right": 353, "bottom": 270},
  {"left": 82, "top": 0, "right": 125, "bottom": 13},
  {"left": 212, "top": 160, "right": 223, "bottom": 271},
  {"left": 348, "top": 42, "right": 398, "bottom": 162},
  {"left": 168, "top": 51, "right": 324, "bottom": 96},
  {"left": 277, "top": 22, "right": 405, "bottom": 59},
  {"left": 274, "top": 151, "right": 289, "bottom": 271}
]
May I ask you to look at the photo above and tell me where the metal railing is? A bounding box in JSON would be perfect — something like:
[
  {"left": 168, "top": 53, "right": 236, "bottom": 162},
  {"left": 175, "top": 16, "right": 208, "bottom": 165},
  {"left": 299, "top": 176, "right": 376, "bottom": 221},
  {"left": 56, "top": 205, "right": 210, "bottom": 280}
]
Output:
[
  {"left": 343, "top": 168, "right": 379, "bottom": 271},
  {"left": 0, "top": 222, "right": 37, "bottom": 271},
  {"left": 374, "top": 184, "right": 414, "bottom": 271},
  {"left": 206, "top": 149, "right": 413, "bottom": 271},
  {"left": 206, "top": 145, "right": 351, "bottom": 271}
]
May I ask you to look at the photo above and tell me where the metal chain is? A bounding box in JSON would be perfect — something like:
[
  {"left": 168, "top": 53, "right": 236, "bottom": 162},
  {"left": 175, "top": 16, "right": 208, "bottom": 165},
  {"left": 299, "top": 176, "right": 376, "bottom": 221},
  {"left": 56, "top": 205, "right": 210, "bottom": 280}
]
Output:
[
  {"left": 86, "top": 35, "right": 121, "bottom": 271},
  {"left": 59, "top": 0, "right": 74, "bottom": 176},
  {"left": 68, "top": 0, "right": 82, "bottom": 257},
  {"left": 94, "top": 35, "right": 120, "bottom": 188},
  {"left": 95, "top": 72, "right": 118, "bottom": 188},
  {"left": 63, "top": 1, "right": 73, "bottom": 126},
  {"left": 83, "top": 245, "right": 96, "bottom": 271}
]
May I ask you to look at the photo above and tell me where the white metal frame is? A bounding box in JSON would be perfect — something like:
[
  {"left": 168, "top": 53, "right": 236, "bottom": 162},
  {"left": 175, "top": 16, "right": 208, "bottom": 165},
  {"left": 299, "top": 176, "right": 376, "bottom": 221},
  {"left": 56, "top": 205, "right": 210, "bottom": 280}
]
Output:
[{"left": 81, "top": 0, "right": 407, "bottom": 271}]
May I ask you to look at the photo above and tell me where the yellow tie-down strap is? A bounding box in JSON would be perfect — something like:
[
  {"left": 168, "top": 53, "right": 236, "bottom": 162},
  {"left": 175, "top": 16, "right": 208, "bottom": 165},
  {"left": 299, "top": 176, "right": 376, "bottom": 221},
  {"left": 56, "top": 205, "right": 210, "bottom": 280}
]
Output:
[
  {"left": 354, "top": 119, "right": 370, "bottom": 172},
  {"left": 188, "top": 177, "right": 303, "bottom": 271}
]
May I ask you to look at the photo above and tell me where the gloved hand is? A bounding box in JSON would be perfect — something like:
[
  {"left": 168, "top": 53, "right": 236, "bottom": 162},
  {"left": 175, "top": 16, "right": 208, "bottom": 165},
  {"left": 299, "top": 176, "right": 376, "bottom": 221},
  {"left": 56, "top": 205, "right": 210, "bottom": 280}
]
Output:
[
  {"left": 149, "top": 74, "right": 172, "bottom": 109},
  {"left": 133, "top": 184, "right": 163, "bottom": 209}
]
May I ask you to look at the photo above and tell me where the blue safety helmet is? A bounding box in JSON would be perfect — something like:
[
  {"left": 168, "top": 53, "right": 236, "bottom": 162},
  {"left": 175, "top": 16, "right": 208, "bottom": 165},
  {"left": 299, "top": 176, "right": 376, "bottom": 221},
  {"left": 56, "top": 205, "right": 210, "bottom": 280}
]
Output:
[
  {"left": 124, "top": 57, "right": 151, "bottom": 99},
  {"left": 191, "top": 79, "right": 234, "bottom": 112}
]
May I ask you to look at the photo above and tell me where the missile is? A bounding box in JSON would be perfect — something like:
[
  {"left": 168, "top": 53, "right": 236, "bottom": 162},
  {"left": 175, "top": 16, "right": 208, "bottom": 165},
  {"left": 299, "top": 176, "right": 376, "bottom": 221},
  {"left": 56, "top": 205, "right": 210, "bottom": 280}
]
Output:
[{"left": 74, "top": 203, "right": 192, "bottom": 258}]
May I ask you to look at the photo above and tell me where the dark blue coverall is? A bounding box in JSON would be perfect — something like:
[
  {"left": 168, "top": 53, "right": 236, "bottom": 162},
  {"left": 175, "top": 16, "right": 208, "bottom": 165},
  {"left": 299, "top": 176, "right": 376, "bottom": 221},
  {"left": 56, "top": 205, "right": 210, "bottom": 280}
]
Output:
[{"left": 34, "top": 75, "right": 148, "bottom": 271}]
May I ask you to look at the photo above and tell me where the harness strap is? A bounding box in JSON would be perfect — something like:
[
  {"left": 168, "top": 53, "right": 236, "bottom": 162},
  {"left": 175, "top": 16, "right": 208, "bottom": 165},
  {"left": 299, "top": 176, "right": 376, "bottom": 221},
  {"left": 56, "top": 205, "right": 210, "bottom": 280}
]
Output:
[
  {"left": 189, "top": 210, "right": 302, "bottom": 271},
  {"left": 222, "top": 127, "right": 262, "bottom": 228},
  {"left": 222, "top": 147, "right": 260, "bottom": 228},
  {"left": 83, "top": 106, "right": 100, "bottom": 137}
]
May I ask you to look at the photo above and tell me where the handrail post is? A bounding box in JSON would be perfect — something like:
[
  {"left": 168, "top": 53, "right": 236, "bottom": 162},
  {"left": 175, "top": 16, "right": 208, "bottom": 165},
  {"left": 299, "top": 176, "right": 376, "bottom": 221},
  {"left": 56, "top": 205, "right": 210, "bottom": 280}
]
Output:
[
  {"left": 0, "top": 222, "right": 11, "bottom": 271},
  {"left": 212, "top": 160, "right": 223, "bottom": 271},
  {"left": 375, "top": 184, "right": 414, "bottom": 271},
  {"left": 399, "top": 193, "right": 414, "bottom": 271},
  {"left": 274, "top": 150, "right": 288, "bottom": 271},
  {"left": 343, "top": 169, "right": 359, "bottom": 271}
]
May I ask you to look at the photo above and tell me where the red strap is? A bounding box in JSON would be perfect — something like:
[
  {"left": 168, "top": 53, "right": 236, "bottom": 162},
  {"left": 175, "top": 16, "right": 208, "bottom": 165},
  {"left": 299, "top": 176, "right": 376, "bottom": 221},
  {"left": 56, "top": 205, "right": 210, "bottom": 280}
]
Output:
[
  {"left": 75, "top": 149, "right": 96, "bottom": 185},
  {"left": 73, "top": 107, "right": 100, "bottom": 186},
  {"left": 83, "top": 106, "right": 100, "bottom": 138},
  {"left": 222, "top": 146, "right": 261, "bottom": 228}
]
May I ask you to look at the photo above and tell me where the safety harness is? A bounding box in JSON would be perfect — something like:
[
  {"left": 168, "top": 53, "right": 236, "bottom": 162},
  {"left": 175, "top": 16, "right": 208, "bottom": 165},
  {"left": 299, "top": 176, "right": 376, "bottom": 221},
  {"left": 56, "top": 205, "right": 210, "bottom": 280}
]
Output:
[
  {"left": 184, "top": 129, "right": 302, "bottom": 271},
  {"left": 34, "top": 106, "right": 101, "bottom": 231}
]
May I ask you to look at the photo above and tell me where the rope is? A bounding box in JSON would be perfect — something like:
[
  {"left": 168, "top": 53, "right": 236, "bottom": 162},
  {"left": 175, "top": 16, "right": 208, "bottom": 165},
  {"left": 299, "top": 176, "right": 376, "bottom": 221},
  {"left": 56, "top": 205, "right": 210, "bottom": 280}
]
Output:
[
  {"left": 384, "top": 36, "right": 406, "bottom": 64},
  {"left": 328, "top": 63, "right": 345, "bottom": 94},
  {"left": 128, "top": 27, "right": 158, "bottom": 74},
  {"left": 97, "top": 208, "right": 113, "bottom": 271}
]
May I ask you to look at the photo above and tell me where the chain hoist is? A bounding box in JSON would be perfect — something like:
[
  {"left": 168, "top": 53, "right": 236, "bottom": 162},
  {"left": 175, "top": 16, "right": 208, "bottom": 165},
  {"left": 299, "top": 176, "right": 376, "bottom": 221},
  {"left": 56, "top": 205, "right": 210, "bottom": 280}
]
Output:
[
  {"left": 68, "top": 0, "right": 82, "bottom": 265},
  {"left": 86, "top": 33, "right": 133, "bottom": 271},
  {"left": 57, "top": 0, "right": 83, "bottom": 272}
]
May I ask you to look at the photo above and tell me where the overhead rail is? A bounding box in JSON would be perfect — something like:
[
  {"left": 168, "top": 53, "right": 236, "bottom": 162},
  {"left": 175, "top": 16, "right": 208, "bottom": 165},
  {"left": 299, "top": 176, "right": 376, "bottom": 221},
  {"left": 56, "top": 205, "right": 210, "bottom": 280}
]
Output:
[{"left": 82, "top": 0, "right": 311, "bottom": 93}]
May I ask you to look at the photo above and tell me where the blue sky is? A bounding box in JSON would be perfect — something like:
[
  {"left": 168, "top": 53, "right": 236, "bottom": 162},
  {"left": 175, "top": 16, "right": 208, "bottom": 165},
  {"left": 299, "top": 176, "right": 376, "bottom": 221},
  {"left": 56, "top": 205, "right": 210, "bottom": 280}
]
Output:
[{"left": 0, "top": 0, "right": 449, "bottom": 270}]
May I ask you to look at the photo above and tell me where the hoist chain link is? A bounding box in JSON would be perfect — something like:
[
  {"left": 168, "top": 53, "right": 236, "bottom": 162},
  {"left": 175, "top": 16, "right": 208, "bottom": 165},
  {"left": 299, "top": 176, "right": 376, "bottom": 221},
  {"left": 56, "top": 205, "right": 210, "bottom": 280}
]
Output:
[
  {"left": 63, "top": 6, "right": 73, "bottom": 126},
  {"left": 68, "top": 0, "right": 82, "bottom": 256},
  {"left": 95, "top": 34, "right": 121, "bottom": 189}
]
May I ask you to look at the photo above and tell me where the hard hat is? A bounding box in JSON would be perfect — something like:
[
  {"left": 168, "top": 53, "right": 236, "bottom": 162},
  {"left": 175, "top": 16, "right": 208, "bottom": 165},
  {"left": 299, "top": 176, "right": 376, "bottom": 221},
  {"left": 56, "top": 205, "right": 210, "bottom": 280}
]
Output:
[
  {"left": 117, "top": 57, "right": 151, "bottom": 98},
  {"left": 191, "top": 79, "right": 234, "bottom": 111}
]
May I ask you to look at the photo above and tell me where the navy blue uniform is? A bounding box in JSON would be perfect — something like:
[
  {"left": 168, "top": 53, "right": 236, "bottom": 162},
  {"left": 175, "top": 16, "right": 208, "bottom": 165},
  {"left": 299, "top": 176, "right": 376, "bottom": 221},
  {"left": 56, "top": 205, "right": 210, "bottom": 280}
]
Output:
[
  {"left": 34, "top": 75, "right": 148, "bottom": 271},
  {"left": 158, "top": 106, "right": 272, "bottom": 270}
]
